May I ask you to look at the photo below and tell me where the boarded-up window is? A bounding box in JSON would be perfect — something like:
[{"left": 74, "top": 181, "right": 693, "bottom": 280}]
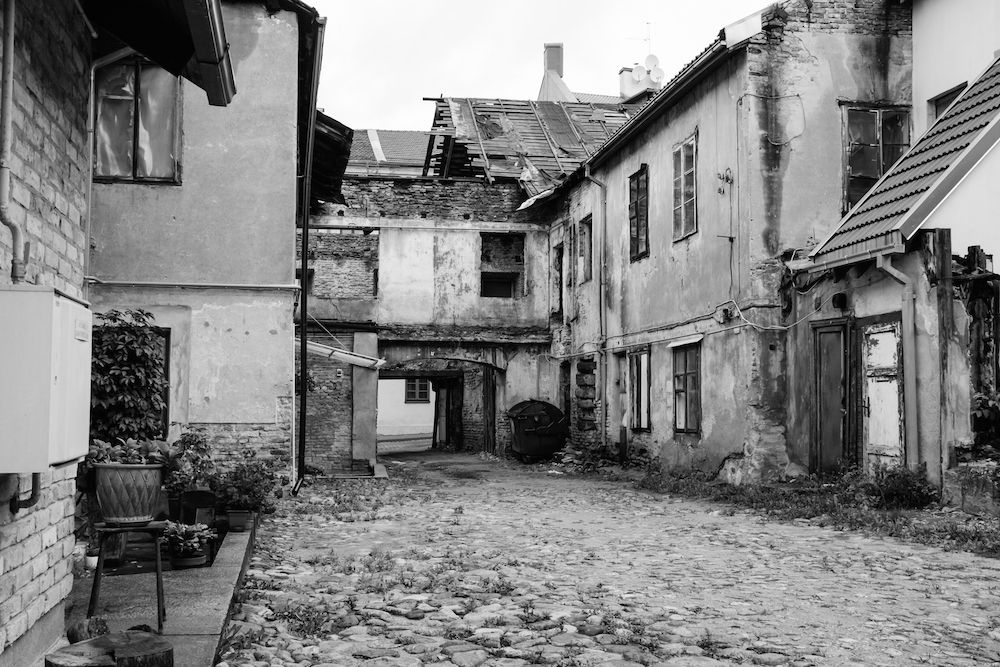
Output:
[
  {"left": 672, "top": 134, "right": 697, "bottom": 240},
  {"left": 95, "top": 61, "right": 179, "bottom": 181},
  {"left": 628, "top": 165, "right": 648, "bottom": 260}
]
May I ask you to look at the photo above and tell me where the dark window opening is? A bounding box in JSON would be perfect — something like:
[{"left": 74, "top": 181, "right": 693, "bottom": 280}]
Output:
[
  {"left": 629, "top": 165, "right": 648, "bottom": 261},
  {"left": 579, "top": 216, "right": 593, "bottom": 283},
  {"left": 481, "top": 272, "right": 518, "bottom": 298},
  {"left": 629, "top": 348, "right": 650, "bottom": 431},
  {"left": 673, "top": 343, "right": 701, "bottom": 434},
  {"left": 931, "top": 84, "right": 966, "bottom": 122}
]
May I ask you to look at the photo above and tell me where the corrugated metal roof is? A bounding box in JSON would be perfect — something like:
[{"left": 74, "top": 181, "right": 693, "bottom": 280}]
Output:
[
  {"left": 812, "top": 56, "right": 1000, "bottom": 263},
  {"left": 423, "top": 97, "right": 631, "bottom": 193}
]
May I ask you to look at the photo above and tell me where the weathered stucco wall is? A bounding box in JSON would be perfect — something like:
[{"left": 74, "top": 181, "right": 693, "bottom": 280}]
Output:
[
  {"left": 0, "top": 3, "right": 92, "bottom": 664},
  {"left": 89, "top": 4, "right": 298, "bottom": 284},
  {"left": 376, "top": 379, "right": 435, "bottom": 437},
  {"left": 89, "top": 288, "right": 296, "bottom": 463}
]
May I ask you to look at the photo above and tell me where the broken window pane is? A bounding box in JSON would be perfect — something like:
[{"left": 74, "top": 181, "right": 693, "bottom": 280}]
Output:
[
  {"left": 844, "top": 107, "right": 909, "bottom": 210},
  {"left": 95, "top": 65, "right": 135, "bottom": 178}
]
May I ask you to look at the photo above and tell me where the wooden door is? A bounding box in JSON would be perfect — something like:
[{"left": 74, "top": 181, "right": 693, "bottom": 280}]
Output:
[
  {"left": 862, "top": 322, "right": 904, "bottom": 470},
  {"left": 482, "top": 367, "right": 496, "bottom": 454},
  {"left": 813, "top": 322, "right": 847, "bottom": 472}
]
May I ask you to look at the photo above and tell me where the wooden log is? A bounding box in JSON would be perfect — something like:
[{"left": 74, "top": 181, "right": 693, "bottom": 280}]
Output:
[{"left": 45, "top": 631, "right": 172, "bottom": 667}]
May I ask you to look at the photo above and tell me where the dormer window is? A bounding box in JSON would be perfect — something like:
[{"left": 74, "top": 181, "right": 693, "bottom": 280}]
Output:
[{"left": 95, "top": 60, "right": 180, "bottom": 182}]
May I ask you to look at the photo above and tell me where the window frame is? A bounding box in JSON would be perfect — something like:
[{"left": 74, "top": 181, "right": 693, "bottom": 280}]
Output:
[
  {"left": 93, "top": 57, "right": 183, "bottom": 184},
  {"left": 929, "top": 83, "right": 966, "bottom": 124},
  {"left": 628, "top": 165, "right": 649, "bottom": 261},
  {"left": 841, "top": 104, "right": 910, "bottom": 213},
  {"left": 405, "top": 378, "right": 431, "bottom": 403},
  {"left": 628, "top": 347, "right": 651, "bottom": 431},
  {"left": 672, "top": 343, "right": 701, "bottom": 435},
  {"left": 480, "top": 271, "right": 519, "bottom": 298},
  {"left": 579, "top": 215, "right": 593, "bottom": 284},
  {"left": 672, "top": 132, "right": 698, "bottom": 241}
]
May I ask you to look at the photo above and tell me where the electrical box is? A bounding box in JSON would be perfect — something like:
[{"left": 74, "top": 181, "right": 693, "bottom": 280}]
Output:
[{"left": 0, "top": 286, "right": 92, "bottom": 472}]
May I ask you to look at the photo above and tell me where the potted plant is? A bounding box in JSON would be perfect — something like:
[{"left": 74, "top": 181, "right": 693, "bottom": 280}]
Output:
[
  {"left": 163, "top": 429, "right": 215, "bottom": 521},
  {"left": 83, "top": 438, "right": 170, "bottom": 526},
  {"left": 162, "top": 521, "right": 216, "bottom": 568},
  {"left": 210, "top": 450, "right": 279, "bottom": 531}
]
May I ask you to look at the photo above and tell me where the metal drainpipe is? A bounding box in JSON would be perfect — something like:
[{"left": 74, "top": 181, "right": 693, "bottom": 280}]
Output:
[
  {"left": 293, "top": 17, "right": 326, "bottom": 495},
  {"left": 0, "top": 0, "right": 27, "bottom": 283},
  {"left": 84, "top": 47, "right": 135, "bottom": 301},
  {"left": 876, "top": 254, "right": 919, "bottom": 470},
  {"left": 584, "top": 164, "right": 608, "bottom": 454},
  {"left": 9, "top": 473, "right": 41, "bottom": 514}
]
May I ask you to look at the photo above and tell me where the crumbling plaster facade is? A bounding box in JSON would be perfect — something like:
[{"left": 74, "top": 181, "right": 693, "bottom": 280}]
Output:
[
  {"left": 554, "top": 0, "right": 912, "bottom": 481},
  {"left": 300, "top": 176, "right": 560, "bottom": 468}
]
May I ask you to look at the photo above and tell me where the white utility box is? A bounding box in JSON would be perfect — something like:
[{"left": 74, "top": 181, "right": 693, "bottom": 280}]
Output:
[{"left": 0, "top": 286, "right": 92, "bottom": 471}]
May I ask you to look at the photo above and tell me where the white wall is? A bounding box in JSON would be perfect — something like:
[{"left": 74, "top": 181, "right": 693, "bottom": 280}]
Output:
[
  {"left": 913, "top": 0, "right": 1000, "bottom": 136},
  {"left": 377, "top": 379, "right": 435, "bottom": 437}
]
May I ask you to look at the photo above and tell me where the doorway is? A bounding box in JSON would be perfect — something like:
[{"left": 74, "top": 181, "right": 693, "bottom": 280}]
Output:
[
  {"left": 376, "top": 378, "right": 435, "bottom": 454},
  {"left": 812, "top": 320, "right": 848, "bottom": 473}
]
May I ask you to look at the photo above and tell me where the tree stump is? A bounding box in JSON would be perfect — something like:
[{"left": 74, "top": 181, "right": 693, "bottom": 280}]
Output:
[{"left": 45, "top": 631, "right": 172, "bottom": 667}]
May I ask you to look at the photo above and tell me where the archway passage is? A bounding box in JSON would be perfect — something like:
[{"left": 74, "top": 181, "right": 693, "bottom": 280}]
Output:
[{"left": 378, "top": 370, "right": 464, "bottom": 455}]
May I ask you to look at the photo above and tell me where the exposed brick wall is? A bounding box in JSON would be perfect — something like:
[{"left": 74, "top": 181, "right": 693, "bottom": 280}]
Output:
[
  {"left": 296, "top": 333, "right": 355, "bottom": 473},
  {"left": 0, "top": 3, "right": 92, "bottom": 663},
  {"left": 196, "top": 397, "right": 294, "bottom": 473},
  {"left": 333, "top": 177, "right": 542, "bottom": 223},
  {"left": 780, "top": 0, "right": 910, "bottom": 36},
  {"left": 296, "top": 229, "right": 378, "bottom": 300},
  {"left": 0, "top": 467, "right": 76, "bottom": 659},
  {"left": 0, "top": 1, "right": 90, "bottom": 297}
]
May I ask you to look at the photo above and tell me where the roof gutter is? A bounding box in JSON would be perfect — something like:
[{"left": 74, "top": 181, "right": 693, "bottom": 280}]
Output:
[{"left": 587, "top": 40, "right": 730, "bottom": 171}]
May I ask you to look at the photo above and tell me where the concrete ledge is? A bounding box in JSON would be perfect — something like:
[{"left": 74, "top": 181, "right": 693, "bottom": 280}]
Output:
[{"left": 63, "top": 527, "right": 255, "bottom": 667}]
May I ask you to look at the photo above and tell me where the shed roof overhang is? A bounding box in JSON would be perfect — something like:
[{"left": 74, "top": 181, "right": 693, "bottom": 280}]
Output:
[{"left": 81, "top": 0, "right": 236, "bottom": 106}]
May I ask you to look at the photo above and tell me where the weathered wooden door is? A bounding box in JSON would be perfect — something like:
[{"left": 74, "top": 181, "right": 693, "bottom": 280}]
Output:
[
  {"left": 862, "top": 322, "right": 904, "bottom": 470},
  {"left": 813, "top": 322, "right": 847, "bottom": 472}
]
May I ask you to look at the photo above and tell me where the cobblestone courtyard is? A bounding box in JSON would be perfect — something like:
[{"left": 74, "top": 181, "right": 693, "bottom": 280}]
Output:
[{"left": 219, "top": 453, "right": 1000, "bottom": 667}]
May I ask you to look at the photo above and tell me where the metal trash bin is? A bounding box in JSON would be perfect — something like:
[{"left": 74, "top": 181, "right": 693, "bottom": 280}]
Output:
[{"left": 506, "top": 399, "right": 569, "bottom": 460}]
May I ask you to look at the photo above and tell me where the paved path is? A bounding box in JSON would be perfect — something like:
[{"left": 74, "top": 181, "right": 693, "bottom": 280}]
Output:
[{"left": 218, "top": 453, "right": 1000, "bottom": 667}]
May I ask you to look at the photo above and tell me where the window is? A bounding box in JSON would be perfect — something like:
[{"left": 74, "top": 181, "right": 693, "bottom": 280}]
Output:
[
  {"left": 845, "top": 107, "right": 909, "bottom": 210},
  {"left": 480, "top": 233, "right": 525, "bottom": 297},
  {"left": 628, "top": 165, "right": 648, "bottom": 260},
  {"left": 95, "top": 60, "right": 180, "bottom": 181},
  {"left": 672, "top": 134, "right": 697, "bottom": 240},
  {"left": 930, "top": 84, "right": 966, "bottom": 123},
  {"left": 579, "top": 216, "right": 593, "bottom": 283},
  {"left": 629, "top": 348, "right": 650, "bottom": 431},
  {"left": 405, "top": 378, "right": 430, "bottom": 403},
  {"left": 481, "top": 272, "right": 518, "bottom": 298},
  {"left": 553, "top": 243, "right": 564, "bottom": 317},
  {"left": 673, "top": 344, "right": 701, "bottom": 433}
]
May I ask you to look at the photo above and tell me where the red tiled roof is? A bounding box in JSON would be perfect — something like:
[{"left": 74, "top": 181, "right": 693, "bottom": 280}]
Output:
[{"left": 812, "top": 56, "right": 1000, "bottom": 264}]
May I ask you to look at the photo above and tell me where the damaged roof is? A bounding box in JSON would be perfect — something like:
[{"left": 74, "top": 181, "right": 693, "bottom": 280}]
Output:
[
  {"left": 350, "top": 130, "right": 429, "bottom": 166},
  {"left": 812, "top": 56, "right": 1000, "bottom": 265},
  {"left": 421, "top": 97, "right": 631, "bottom": 194}
]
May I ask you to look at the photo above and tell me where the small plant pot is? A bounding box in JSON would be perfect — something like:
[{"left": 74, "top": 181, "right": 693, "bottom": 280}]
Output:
[
  {"left": 226, "top": 509, "right": 252, "bottom": 532},
  {"left": 84, "top": 555, "right": 99, "bottom": 570},
  {"left": 169, "top": 552, "right": 207, "bottom": 569}
]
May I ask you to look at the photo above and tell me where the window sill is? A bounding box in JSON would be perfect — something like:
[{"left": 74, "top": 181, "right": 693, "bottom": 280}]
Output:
[
  {"left": 94, "top": 178, "right": 182, "bottom": 186},
  {"left": 672, "top": 230, "right": 698, "bottom": 243},
  {"left": 629, "top": 252, "right": 649, "bottom": 263}
]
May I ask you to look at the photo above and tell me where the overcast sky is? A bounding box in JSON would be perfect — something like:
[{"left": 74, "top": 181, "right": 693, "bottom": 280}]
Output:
[{"left": 309, "top": 0, "right": 771, "bottom": 132}]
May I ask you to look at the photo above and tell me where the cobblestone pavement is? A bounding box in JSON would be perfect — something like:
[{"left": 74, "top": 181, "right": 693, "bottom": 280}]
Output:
[{"left": 218, "top": 453, "right": 1000, "bottom": 667}]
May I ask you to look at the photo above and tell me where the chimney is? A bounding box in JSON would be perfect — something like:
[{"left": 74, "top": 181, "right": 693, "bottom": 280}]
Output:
[{"left": 544, "top": 43, "right": 564, "bottom": 77}]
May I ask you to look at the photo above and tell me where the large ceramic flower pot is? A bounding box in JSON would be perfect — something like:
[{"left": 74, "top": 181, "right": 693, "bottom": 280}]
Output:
[{"left": 93, "top": 463, "right": 163, "bottom": 526}]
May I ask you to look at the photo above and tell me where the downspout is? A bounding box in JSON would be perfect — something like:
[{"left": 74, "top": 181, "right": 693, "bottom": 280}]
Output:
[
  {"left": 84, "top": 47, "right": 135, "bottom": 301},
  {"left": 584, "top": 164, "right": 608, "bottom": 455},
  {"left": 876, "top": 254, "right": 919, "bottom": 470},
  {"left": 0, "top": 0, "right": 27, "bottom": 283},
  {"left": 9, "top": 473, "right": 41, "bottom": 514},
  {"left": 293, "top": 16, "right": 325, "bottom": 495}
]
